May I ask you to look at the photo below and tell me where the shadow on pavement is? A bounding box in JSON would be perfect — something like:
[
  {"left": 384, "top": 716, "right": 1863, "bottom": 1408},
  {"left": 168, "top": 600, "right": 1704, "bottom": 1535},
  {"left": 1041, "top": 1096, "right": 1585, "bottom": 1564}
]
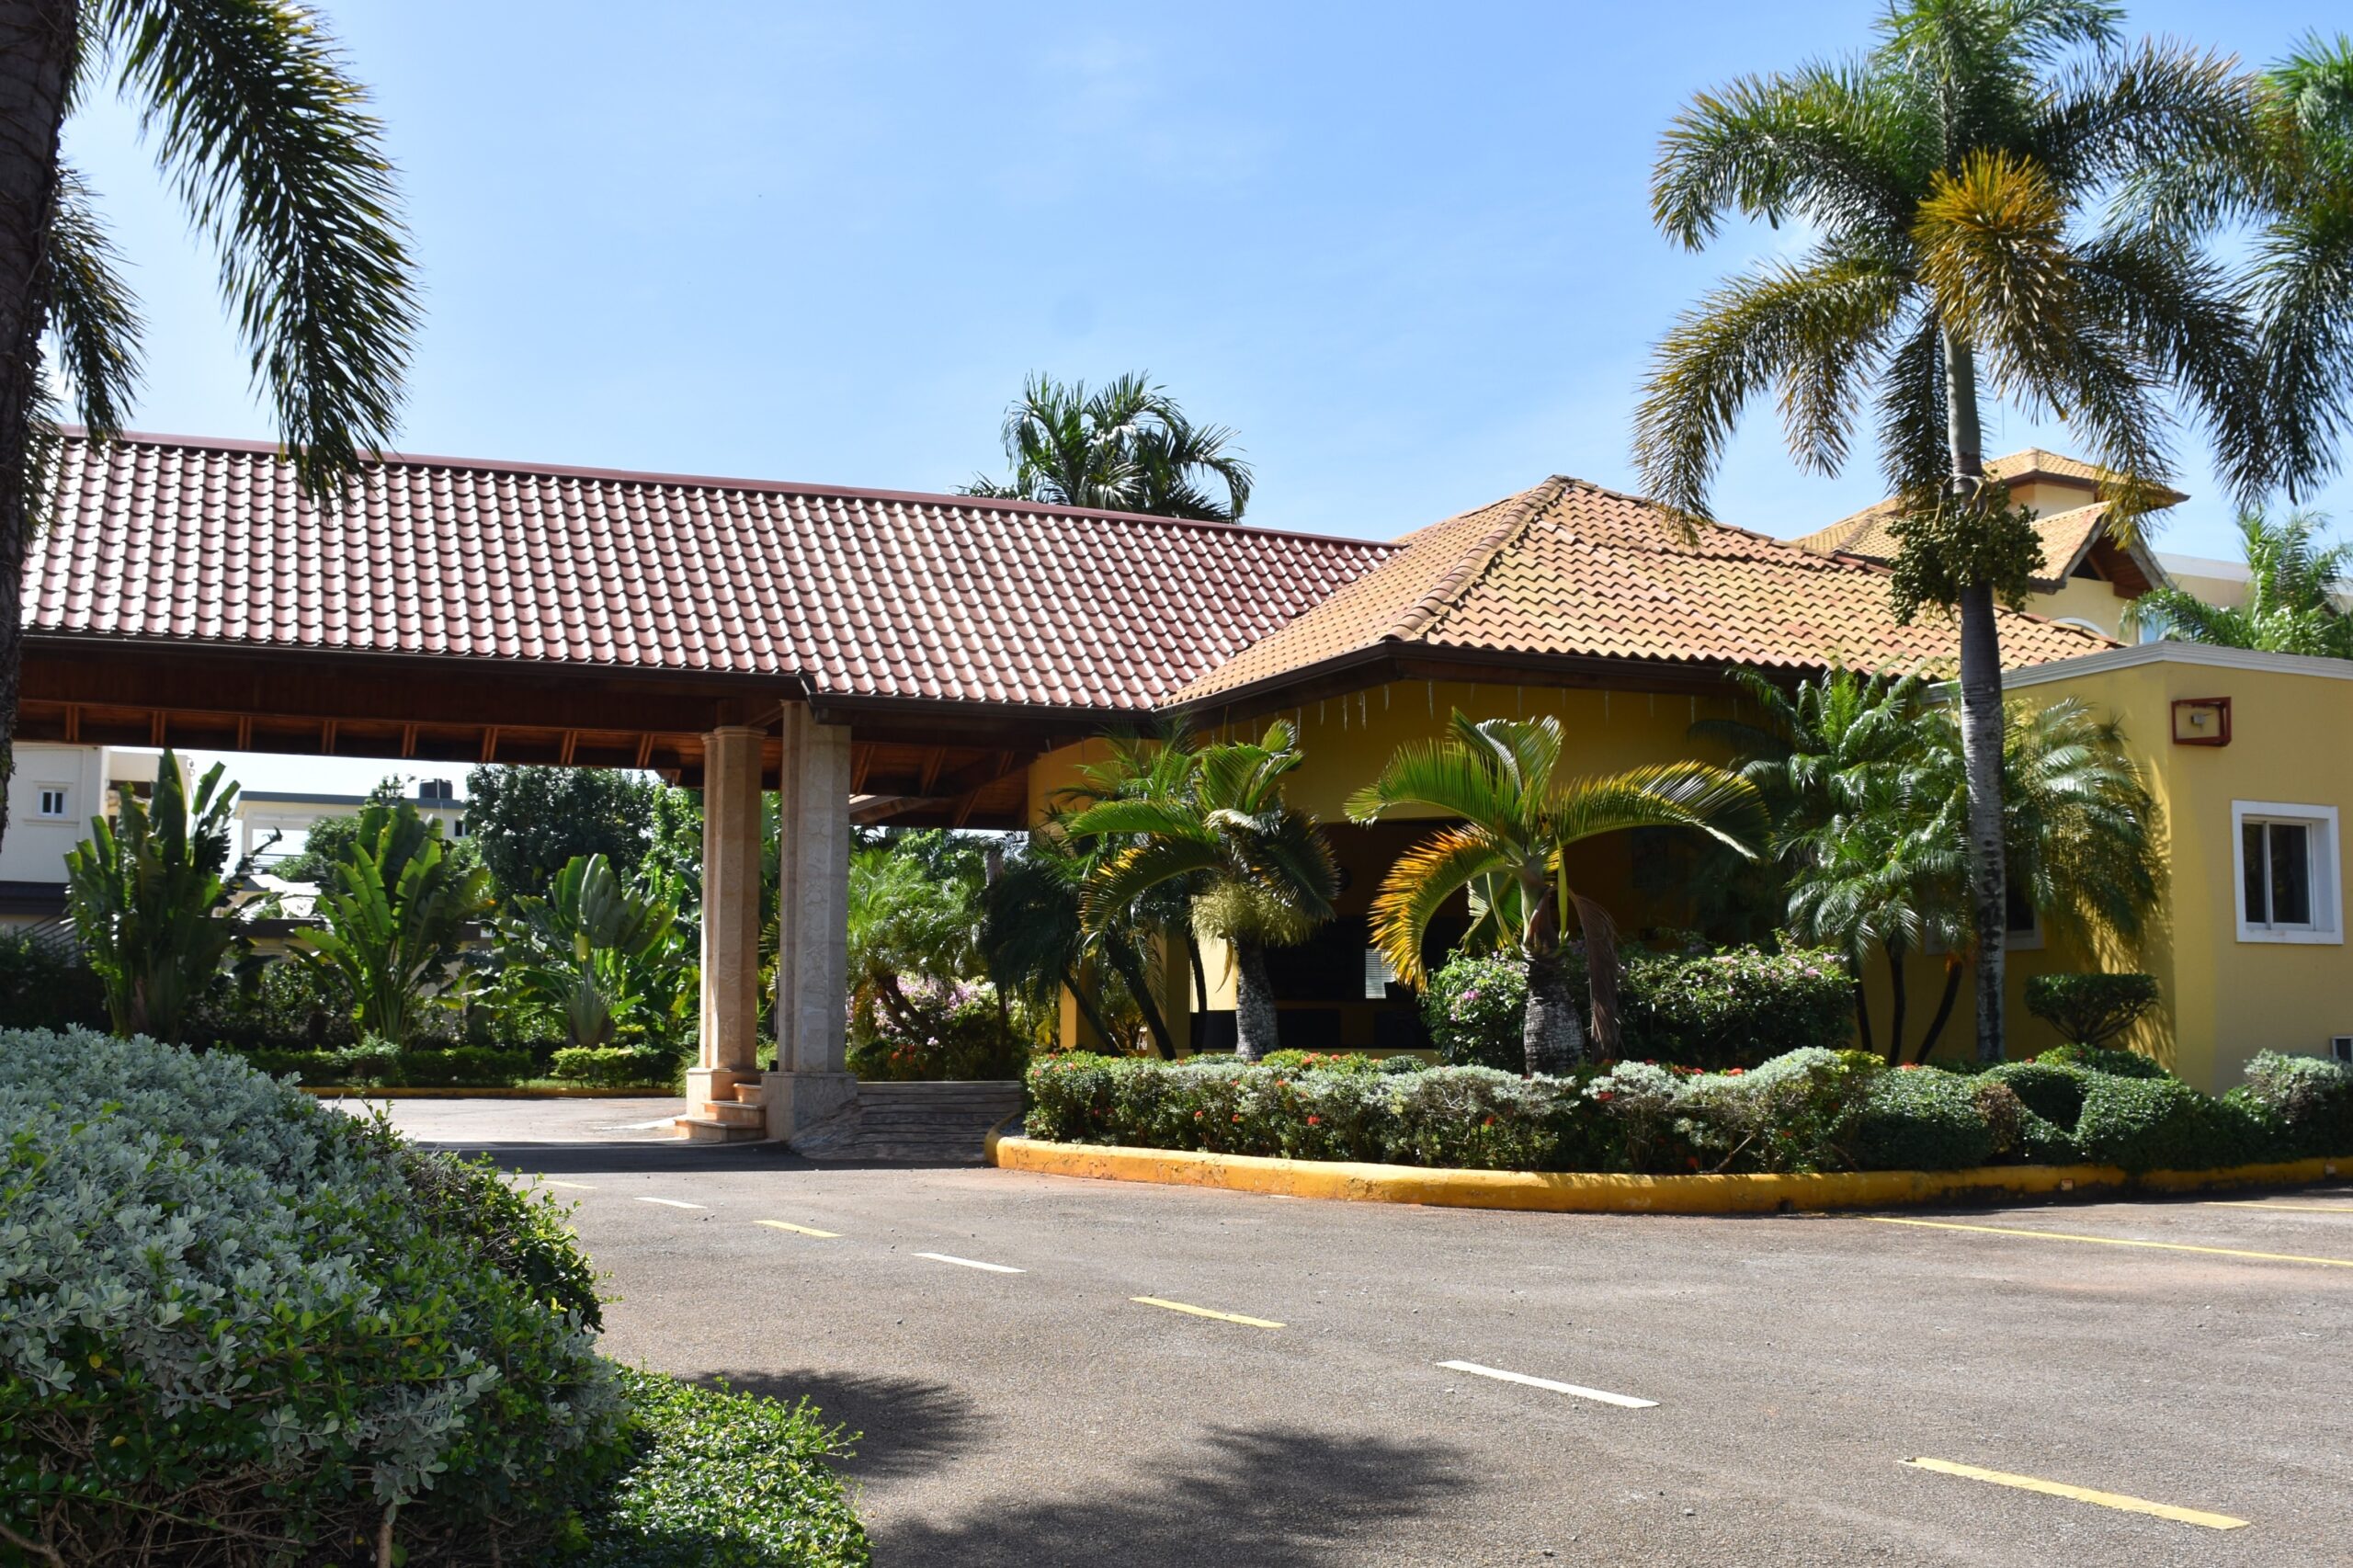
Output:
[
  {"left": 709, "top": 1370, "right": 984, "bottom": 1482},
  {"left": 461, "top": 1143, "right": 990, "bottom": 1176},
  {"left": 880, "top": 1424, "right": 1464, "bottom": 1568}
]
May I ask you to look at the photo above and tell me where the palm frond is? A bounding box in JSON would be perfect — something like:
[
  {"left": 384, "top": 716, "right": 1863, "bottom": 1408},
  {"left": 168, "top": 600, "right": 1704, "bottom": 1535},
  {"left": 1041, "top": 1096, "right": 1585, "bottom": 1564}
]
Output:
[
  {"left": 46, "top": 165, "right": 142, "bottom": 439},
  {"left": 1367, "top": 825, "right": 1504, "bottom": 987}
]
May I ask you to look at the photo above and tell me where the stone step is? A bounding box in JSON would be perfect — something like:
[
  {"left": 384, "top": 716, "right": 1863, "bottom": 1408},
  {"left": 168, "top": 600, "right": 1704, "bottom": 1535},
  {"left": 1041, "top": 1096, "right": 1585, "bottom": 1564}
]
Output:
[
  {"left": 699, "top": 1100, "right": 765, "bottom": 1128},
  {"left": 729, "top": 1081, "right": 767, "bottom": 1107},
  {"left": 676, "top": 1115, "right": 766, "bottom": 1144}
]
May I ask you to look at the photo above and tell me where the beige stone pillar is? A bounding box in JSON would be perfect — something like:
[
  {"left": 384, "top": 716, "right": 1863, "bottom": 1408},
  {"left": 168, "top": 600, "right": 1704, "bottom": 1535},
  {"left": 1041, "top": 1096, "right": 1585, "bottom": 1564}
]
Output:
[
  {"left": 760, "top": 704, "right": 858, "bottom": 1140},
  {"left": 686, "top": 725, "right": 763, "bottom": 1108}
]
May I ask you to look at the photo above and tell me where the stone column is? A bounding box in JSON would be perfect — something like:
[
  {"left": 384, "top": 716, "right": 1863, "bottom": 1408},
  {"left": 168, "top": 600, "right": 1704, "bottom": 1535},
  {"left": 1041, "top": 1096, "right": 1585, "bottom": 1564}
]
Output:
[
  {"left": 686, "top": 725, "right": 763, "bottom": 1108},
  {"left": 761, "top": 704, "right": 858, "bottom": 1140}
]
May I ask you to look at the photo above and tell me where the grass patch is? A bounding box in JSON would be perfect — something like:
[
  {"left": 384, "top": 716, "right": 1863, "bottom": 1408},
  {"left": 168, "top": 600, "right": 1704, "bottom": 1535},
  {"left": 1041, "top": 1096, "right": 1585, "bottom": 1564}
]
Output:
[{"left": 564, "top": 1367, "right": 870, "bottom": 1567}]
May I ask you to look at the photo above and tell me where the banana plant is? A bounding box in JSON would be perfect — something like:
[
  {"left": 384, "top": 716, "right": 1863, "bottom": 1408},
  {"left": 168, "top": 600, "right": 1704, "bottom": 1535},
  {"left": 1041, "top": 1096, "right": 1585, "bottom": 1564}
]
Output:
[
  {"left": 63, "top": 749, "right": 268, "bottom": 1042},
  {"left": 495, "top": 854, "right": 692, "bottom": 1050},
  {"left": 300, "top": 801, "right": 491, "bottom": 1043}
]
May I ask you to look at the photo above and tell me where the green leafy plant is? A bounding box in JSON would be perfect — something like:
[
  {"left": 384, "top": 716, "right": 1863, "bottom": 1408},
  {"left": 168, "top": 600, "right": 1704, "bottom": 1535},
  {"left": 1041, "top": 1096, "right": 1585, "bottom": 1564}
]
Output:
[
  {"left": 1070, "top": 722, "right": 1339, "bottom": 1062},
  {"left": 551, "top": 1044, "right": 679, "bottom": 1088},
  {"left": 497, "top": 853, "right": 693, "bottom": 1051},
  {"left": 1349, "top": 711, "right": 1760, "bottom": 1074},
  {"left": 961, "top": 370, "right": 1254, "bottom": 521},
  {"left": 2232, "top": 1051, "right": 2353, "bottom": 1156},
  {"left": 2025, "top": 972, "right": 2162, "bottom": 1049},
  {"left": 63, "top": 752, "right": 266, "bottom": 1041},
  {"left": 299, "top": 798, "right": 492, "bottom": 1044},
  {"left": 0, "top": 928, "right": 107, "bottom": 1033},
  {"left": 2127, "top": 508, "right": 2353, "bottom": 655},
  {"left": 465, "top": 765, "right": 659, "bottom": 902}
]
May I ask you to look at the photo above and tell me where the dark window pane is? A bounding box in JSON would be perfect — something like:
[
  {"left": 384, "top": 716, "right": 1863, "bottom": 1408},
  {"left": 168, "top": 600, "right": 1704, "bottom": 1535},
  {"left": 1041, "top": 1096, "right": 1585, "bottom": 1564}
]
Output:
[
  {"left": 2004, "top": 876, "right": 2037, "bottom": 934},
  {"left": 2270, "top": 823, "right": 2313, "bottom": 926},
  {"left": 2244, "top": 822, "right": 2268, "bottom": 924}
]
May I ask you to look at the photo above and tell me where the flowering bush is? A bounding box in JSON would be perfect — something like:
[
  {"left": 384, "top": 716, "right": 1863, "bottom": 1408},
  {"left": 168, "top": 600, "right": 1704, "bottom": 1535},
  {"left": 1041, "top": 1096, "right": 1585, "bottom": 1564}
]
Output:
[
  {"left": 847, "top": 982, "right": 1028, "bottom": 1082},
  {"left": 1422, "top": 953, "right": 1529, "bottom": 1070},
  {"left": 0, "top": 1028, "right": 625, "bottom": 1564},
  {"left": 2231, "top": 1051, "right": 2353, "bottom": 1157}
]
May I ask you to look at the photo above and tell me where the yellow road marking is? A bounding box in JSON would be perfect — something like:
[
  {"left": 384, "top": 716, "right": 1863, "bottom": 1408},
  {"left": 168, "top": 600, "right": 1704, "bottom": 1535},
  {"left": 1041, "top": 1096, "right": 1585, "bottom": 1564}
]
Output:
[
  {"left": 2200, "top": 1200, "right": 2353, "bottom": 1214},
  {"left": 1131, "top": 1296, "right": 1283, "bottom": 1329},
  {"left": 1862, "top": 1215, "right": 2353, "bottom": 1268},
  {"left": 1900, "top": 1458, "right": 2247, "bottom": 1530},
  {"left": 536, "top": 1179, "right": 596, "bottom": 1190},
  {"left": 754, "top": 1220, "right": 841, "bottom": 1238}
]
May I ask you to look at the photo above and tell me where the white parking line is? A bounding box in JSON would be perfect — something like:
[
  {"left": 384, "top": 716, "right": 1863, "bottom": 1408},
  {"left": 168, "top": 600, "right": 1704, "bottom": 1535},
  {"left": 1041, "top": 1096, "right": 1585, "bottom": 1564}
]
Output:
[
  {"left": 1437, "top": 1359, "right": 1658, "bottom": 1409},
  {"left": 915, "top": 1252, "right": 1024, "bottom": 1274},
  {"left": 538, "top": 1179, "right": 596, "bottom": 1190},
  {"left": 633, "top": 1197, "right": 709, "bottom": 1210}
]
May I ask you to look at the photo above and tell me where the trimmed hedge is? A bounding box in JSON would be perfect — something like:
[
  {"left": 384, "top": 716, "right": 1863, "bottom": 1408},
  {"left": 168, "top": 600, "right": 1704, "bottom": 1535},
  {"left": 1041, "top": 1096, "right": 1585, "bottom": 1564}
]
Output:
[
  {"left": 1026, "top": 1045, "right": 2353, "bottom": 1177},
  {"left": 553, "top": 1044, "right": 682, "bottom": 1088},
  {"left": 1422, "top": 945, "right": 1852, "bottom": 1072},
  {"left": 230, "top": 1040, "right": 541, "bottom": 1087}
]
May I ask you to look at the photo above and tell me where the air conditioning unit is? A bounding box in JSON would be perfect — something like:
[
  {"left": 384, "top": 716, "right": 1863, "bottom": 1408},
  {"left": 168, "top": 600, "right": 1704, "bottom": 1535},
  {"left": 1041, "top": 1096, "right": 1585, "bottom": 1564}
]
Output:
[{"left": 2333, "top": 1036, "right": 2353, "bottom": 1065}]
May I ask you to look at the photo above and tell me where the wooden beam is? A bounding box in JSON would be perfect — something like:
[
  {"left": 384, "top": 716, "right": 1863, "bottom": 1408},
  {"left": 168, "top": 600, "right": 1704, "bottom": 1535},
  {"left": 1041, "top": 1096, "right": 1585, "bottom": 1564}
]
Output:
[
  {"left": 917, "top": 745, "right": 947, "bottom": 793},
  {"left": 63, "top": 704, "right": 78, "bottom": 743},
  {"left": 150, "top": 711, "right": 166, "bottom": 746},
  {"left": 559, "top": 730, "right": 578, "bottom": 766},
  {"left": 634, "top": 733, "right": 655, "bottom": 768},
  {"left": 850, "top": 744, "right": 873, "bottom": 791},
  {"left": 400, "top": 722, "right": 417, "bottom": 758},
  {"left": 236, "top": 714, "right": 253, "bottom": 750},
  {"left": 480, "top": 727, "right": 499, "bottom": 764}
]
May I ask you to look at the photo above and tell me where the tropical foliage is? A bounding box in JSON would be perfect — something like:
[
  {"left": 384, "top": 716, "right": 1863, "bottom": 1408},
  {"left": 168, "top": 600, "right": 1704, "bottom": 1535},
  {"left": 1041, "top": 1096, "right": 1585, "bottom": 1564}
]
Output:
[
  {"left": 1347, "top": 711, "right": 1759, "bottom": 1074},
  {"left": 299, "top": 799, "right": 492, "bottom": 1044},
  {"left": 2126, "top": 507, "right": 2353, "bottom": 656},
  {"left": 961, "top": 371, "right": 1254, "bottom": 521},
  {"left": 465, "top": 764, "right": 660, "bottom": 902},
  {"left": 846, "top": 836, "right": 1029, "bottom": 1080},
  {"left": 495, "top": 852, "right": 694, "bottom": 1051},
  {"left": 1636, "top": 0, "right": 2268, "bottom": 1062},
  {"left": 4, "top": 1, "right": 416, "bottom": 846},
  {"left": 63, "top": 752, "right": 264, "bottom": 1043},
  {"left": 1068, "top": 723, "right": 1337, "bottom": 1062},
  {"left": 1703, "top": 670, "right": 2163, "bottom": 1062}
]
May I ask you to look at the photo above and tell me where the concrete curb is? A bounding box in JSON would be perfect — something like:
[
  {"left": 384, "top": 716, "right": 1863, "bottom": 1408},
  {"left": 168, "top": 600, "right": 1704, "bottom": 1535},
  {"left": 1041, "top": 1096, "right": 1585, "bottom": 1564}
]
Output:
[
  {"left": 986, "top": 1135, "right": 2347, "bottom": 1215},
  {"left": 300, "top": 1085, "right": 676, "bottom": 1100}
]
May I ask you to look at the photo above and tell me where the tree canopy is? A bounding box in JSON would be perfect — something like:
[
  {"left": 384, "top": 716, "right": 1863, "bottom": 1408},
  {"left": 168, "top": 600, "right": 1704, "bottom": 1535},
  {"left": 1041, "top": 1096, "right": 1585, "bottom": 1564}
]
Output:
[
  {"left": 463, "top": 766, "right": 657, "bottom": 903},
  {"left": 961, "top": 372, "right": 1254, "bottom": 521}
]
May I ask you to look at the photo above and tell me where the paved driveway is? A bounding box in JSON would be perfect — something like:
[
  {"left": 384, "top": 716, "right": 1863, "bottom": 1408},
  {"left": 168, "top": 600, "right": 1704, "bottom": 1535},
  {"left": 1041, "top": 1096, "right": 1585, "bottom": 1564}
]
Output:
[{"left": 379, "top": 1101, "right": 2353, "bottom": 1567}]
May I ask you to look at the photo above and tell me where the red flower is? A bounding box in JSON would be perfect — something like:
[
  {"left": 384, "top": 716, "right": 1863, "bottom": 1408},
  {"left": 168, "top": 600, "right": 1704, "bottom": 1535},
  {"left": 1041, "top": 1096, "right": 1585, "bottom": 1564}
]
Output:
[
  {"left": 1306, "top": 1115, "right": 1321, "bottom": 1125},
  {"left": 1193, "top": 1110, "right": 1204, "bottom": 1119},
  {"left": 1726, "top": 1068, "right": 1745, "bottom": 1076},
  {"left": 1232, "top": 1113, "right": 1243, "bottom": 1122},
  {"left": 1686, "top": 1156, "right": 1699, "bottom": 1170},
  {"left": 1596, "top": 1091, "right": 1615, "bottom": 1102}
]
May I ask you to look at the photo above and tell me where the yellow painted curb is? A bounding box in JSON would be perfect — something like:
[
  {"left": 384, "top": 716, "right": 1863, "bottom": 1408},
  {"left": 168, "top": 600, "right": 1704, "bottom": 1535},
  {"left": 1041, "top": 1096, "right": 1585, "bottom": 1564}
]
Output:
[
  {"left": 988, "top": 1136, "right": 2347, "bottom": 1216},
  {"left": 300, "top": 1085, "right": 676, "bottom": 1100}
]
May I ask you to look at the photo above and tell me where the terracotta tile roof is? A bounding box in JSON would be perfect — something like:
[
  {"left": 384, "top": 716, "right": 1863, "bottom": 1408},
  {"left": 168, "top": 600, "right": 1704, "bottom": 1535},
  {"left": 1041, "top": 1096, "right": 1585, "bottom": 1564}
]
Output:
[
  {"left": 29, "top": 432, "right": 1392, "bottom": 711},
  {"left": 1790, "top": 449, "right": 2188, "bottom": 562},
  {"left": 1176, "top": 476, "right": 2112, "bottom": 703},
  {"left": 1792, "top": 498, "right": 2119, "bottom": 593}
]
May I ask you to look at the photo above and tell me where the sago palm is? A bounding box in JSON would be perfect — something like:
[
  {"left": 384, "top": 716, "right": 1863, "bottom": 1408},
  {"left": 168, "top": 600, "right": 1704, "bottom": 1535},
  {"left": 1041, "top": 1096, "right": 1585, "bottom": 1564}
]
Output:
[
  {"left": 2125, "top": 507, "right": 2353, "bottom": 657},
  {"left": 1067, "top": 722, "right": 1336, "bottom": 1062},
  {"left": 2, "top": 0, "right": 416, "bottom": 845},
  {"left": 961, "top": 371, "right": 1254, "bottom": 521},
  {"left": 1347, "top": 712, "right": 1761, "bottom": 1075},
  {"left": 1635, "top": 0, "right": 2263, "bottom": 1062}
]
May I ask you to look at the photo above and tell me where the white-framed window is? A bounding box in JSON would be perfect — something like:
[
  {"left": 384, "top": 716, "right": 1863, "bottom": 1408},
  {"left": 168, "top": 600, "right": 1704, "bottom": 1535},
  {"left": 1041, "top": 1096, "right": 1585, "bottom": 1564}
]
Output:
[
  {"left": 34, "top": 786, "right": 69, "bottom": 821},
  {"left": 2233, "top": 801, "right": 2343, "bottom": 945}
]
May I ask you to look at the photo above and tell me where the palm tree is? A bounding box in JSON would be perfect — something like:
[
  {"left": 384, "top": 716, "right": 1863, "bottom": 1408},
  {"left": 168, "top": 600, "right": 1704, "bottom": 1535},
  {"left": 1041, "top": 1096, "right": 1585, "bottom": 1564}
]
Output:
[
  {"left": 1, "top": 3, "right": 415, "bottom": 848},
  {"left": 1711, "top": 672, "right": 2163, "bottom": 1062},
  {"left": 979, "top": 820, "right": 1176, "bottom": 1056},
  {"left": 2126, "top": 507, "right": 2353, "bottom": 657},
  {"left": 496, "top": 853, "right": 692, "bottom": 1051},
  {"left": 961, "top": 372, "right": 1254, "bottom": 521},
  {"left": 1347, "top": 712, "right": 1761, "bottom": 1075},
  {"left": 1634, "top": 0, "right": 2264, "bottom": 1062},
  {"left": 1067, "top": 723, "right": 1336, "bottom": 1062},
  {"left": 300, "top": 800, "right": 490, "bottom": 1044},
  {"left": 1697, "top": 670, "right": 1954, "bottom": 1057}
]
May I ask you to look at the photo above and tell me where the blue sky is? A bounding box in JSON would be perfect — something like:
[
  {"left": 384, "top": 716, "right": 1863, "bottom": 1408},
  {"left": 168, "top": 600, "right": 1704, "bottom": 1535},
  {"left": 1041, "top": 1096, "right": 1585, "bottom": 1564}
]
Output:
[{"left": 60, "top": 2, "right": 2350, "bottom": 790}]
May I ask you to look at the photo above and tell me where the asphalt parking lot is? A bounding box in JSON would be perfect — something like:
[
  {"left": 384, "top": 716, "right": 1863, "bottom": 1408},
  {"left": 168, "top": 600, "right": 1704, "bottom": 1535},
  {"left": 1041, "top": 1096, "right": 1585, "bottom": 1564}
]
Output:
[{"left": 377, "top": 1098, "right": 2353, "bottom": 1567}]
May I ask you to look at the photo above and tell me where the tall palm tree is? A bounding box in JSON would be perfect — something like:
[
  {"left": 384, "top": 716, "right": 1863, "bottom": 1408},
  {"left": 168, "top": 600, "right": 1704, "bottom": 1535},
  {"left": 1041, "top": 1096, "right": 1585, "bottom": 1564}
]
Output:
[
  {"left": 0, "top": 0, "right": 415, "bottom": 849},
  {"left": 1347, "top": 712, "right": 1761, "bottom": 1075},
  {"left": 2126, "top": 507, "right": 2353, "bottom": 657},
  {"left": 961, "top": 371, "right": 1254, "bottom": 522},
  {"left": 1067, "top": 722, "right": 1336, "bottom": 1062},
  {"left": 1634, "top": 0, "right": 2264, "bottom": 1062}
]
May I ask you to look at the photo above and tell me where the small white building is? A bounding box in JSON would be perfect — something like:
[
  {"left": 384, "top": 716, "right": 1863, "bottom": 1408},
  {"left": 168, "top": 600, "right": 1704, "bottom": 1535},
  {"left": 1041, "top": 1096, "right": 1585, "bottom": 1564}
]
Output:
[
  {"left": 0, "top": 745, "right": 178, "bottom": 926},
  {"left": 236, "top": 777, "right": 468, "bottom": 869}
]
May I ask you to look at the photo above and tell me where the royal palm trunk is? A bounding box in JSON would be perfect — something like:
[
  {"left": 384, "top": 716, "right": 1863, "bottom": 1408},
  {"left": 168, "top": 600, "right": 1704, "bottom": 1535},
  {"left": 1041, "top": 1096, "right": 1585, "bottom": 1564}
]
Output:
[
  {"left": 1942, "top": 331, "right": 2010, "bottom": 1064},
  {"left": 0, "top": 0, "right": 77, "bottom": 855},
  {"left": 1520, "top": 889, "right": 1586, "bottom": 1075}
]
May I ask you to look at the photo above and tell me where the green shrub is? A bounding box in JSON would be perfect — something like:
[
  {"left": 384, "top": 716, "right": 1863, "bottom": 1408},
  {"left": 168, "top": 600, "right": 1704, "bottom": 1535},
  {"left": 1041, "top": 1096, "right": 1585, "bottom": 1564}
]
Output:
[
  {"left": 1421, "top": 952, "right": 1526, "bottom": 1070},
  {"left": 554, "top": 1045, "right": 681, "bottom": 1088},
  {"left": 1617, "top": 947, "right": 1853, "bottom": 1069},
  {"left": 2039, "top": 1042, "right": 2171, "bottom": 1079},
  {"left": 1257, "top": 1049, "right": 1427, "bottom": 1075},
  {"left": 0, "top": 931, "right": 108, "bottom": 1032},
  {"left": 0, "top": 1028, "right": 624, "bottom": 1564},
  {"left": 2075, "top": 1074, "right": 2271, "bottom": 1173},
  {"left": 2233, "top": 1051, "right": 2353, "bottom": 1157},
  {"left": 1420, "top": 944, "right": 1852, "bottom": 1074},
  {"left": 846, "top": 990, "right": 1027, "bottom": 1082},
  {"left": 1982, "top": 1061, "right": 2094, "bottom": 1130},
  {"left": 187, "top": 955, "right": 358, "bottom": 1051},
  {"left": 571, "top": 1368, "right": 869, "bottom": 1567},
  {"left": 2024, "top": 971, "right": 2159, "bottom": 1048},
  {"left": 1668, "top": 1048, "right": 1881, "bottom": 1172},
  {"left": 1850, "top": 1066, "right": 1998, "bottom": 1171},
  {"left": 1381, "top": 1067, "right": 1570, "bottom": 1170}
]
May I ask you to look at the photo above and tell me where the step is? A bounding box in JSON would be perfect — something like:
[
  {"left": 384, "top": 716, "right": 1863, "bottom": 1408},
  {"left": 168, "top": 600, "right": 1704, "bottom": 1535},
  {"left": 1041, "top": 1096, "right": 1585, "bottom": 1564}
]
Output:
[
  {"left": 676, "top": 1115, "right": 766, "bottom": 1144},
  {"left": 699, "top": 1100, "right": 765, "bottom": 1128},
  {"left": 729, "top": 1081, "right": 768, "bottom": 1107}
]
